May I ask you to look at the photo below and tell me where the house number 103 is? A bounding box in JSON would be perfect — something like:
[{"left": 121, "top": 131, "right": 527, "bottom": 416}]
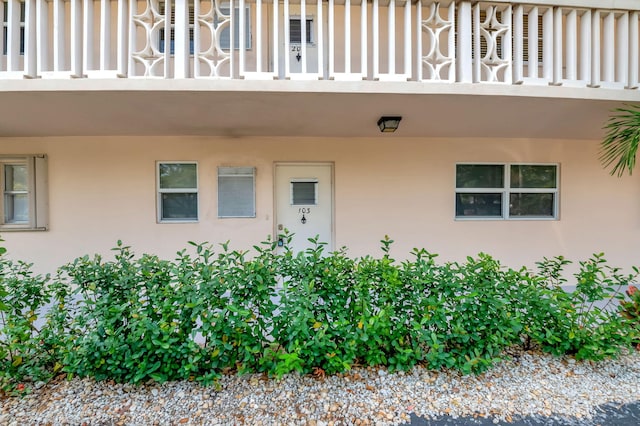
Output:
[{"left": 298, "top": 208, "right": 311, "bottom": 214}]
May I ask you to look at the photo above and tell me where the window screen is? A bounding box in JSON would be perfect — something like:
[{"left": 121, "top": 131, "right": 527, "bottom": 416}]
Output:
[
  {"left": 291, "top": 181, "right": 317, "bottom": 205},
  {"left": 218, "top": 167, "right": 255, "bottom": 218},
  {"left": 290, "top": 18, "right": 313, "bottom": 44}
]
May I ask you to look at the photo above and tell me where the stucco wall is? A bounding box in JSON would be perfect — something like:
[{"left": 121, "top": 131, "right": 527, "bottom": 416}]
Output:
[{"left": 0, "top": 136, "right": 638, "bottom": 275}]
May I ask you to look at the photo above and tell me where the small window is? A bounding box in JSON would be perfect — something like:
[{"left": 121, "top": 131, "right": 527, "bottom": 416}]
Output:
[
  {"left": 289, "top": 17, "right": 314, "bottom": 45},
  {"left": 2, "top": 1, "right": 25, "bottom": 56},
  {"left": 158, "top": 1, "right": 250, "bottom": 54},
  {"left": 291, "top": 180, "right": 317, "bottom": 205},
  {"left": 218, "top": 167, "right": 255, "bottom": 218},
  {"left": 0, "top": 155, "right": 48, "bottom": 231},
  {"left": 157, "top": 162, "right": 198, "bottom": 222},
  {"left": 455, "top": 163, "right": 558, "bottom": 220}
]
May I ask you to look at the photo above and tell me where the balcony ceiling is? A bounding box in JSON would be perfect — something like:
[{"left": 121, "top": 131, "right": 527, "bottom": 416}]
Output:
[{"left": 0, "top": 80, "right": 637, "bottom": 140}]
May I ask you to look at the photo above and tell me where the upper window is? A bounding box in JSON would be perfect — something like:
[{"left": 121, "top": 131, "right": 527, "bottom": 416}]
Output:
[
  {"left": 0, "top": 155, "right": 48, "bottom": 230},
  {"left": 289, "top": 17, "right": 314, "bottom": 45},
  {"left": 157, "top": 162, "right": 198, "bottom": 222},
  {"left": 455, "top": 164, "right": 558, "bottom": 220},
  {"left": 218, "top": 167, "right": 255, "bottom": 218},
  {"left": 158, "top": 1, "right": 250, "bottom": 54},
  {"left": 2, "top": 1, "right": 25, "bottom": 56},
  {"left": 291, "top": 179, "right": 317, "bottom": 205}
]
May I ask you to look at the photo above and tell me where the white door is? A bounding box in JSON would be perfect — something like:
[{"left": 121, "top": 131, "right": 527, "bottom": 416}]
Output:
[{"left": 275, "top": 163, "right": 333, "bottom": 253}]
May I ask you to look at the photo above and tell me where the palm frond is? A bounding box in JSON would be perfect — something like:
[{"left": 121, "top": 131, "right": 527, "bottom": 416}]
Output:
[{"left": 600, "top": 104, "right": 640, "bottom": 177}]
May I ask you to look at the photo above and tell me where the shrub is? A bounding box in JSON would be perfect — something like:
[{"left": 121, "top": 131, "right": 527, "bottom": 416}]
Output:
[
  {"left": 620, "top": 283, "right": 640, "bottom": 348},
  {"left": 1, "top": 236, "right": 637, "bottom": 389}
]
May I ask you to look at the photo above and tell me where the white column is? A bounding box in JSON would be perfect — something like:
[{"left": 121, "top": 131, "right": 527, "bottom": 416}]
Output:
[
  {"left": 272, "top": 0, "right": 278, "bottom": 78},
  {"left": 503, "top": 5, "right": 512, "bottom": 83},
  {"left": 360, "top": 0, "right": 367, "bottom": 79},
  {"left": 53, "top": 0, "right": 65, "bottom": 72},
  {"left": 602, "top": 11, "right": 614, "bottom": 83},
  {"left": 24, "top": 0, "right": 37, "bottom": 77},
  {"left": 300, "top": 0, "right": 306, "bottom": 74},
  {"left": 416, "top": 0, "right": 422, "bottom": 81},
  {"left": 256, "top": 0, "right": 262, "bottom": 73},
  {"left": 471, "top": 3, "right": 480, "bottom": 82},
  {"left": 403, "top": 0, "right": 411, "bottom": 79},
  {"left": 629, "top": 12, "right": 639, "bottom": 89},
  {"left": 163, "top": 0, "right": 172, "bottom": 77},
  {"left": 372, "top": 0, "right": 378, "bottom": 78},
  {"left": 117, "top": 0, "right": 127, "bottom": 76},
  {"left": 83, "top": 0, "right": 94, "bottom": 72},
  {"left": 37, "top": 0, "right": 49, "bottom": 74},
  {"left": 456, "top": 1, "right": 472, "bottom": 83},
  {"left": 283, "top": 0, "right": 289, "bottom": 77},
  {"left": 7, "top": 0, "right": 21, "bottom": 71},
  {"left": 387, "top": 0, "right": 395, "bottom": 75},
  {"left": 528, "top": 7, "right": 539, "bottom": 79},
  {"left": 100, "top": 0, "right": 112, "bottom": 70},
  {"left": 542, "top": 8, "right": 553, "bottom": 81},
  {"left": 344, "top": 0, "right": 350, "bottom": 74},
  {"left": 565, "top": 9, "right": 577, "bottom": 81},
  {"left": 616, "top": 12, "right": 628, "bottom": 86},
  {"left": 71, "top": 0, "right": 83, "bottom": 76},
  {"left": 328, "top": 0, "right": 334, "bottom": 77},
  {"left": 591, "top": 10, "right": 600, "bottom": 87},
  {"left": 316, "top": 0, "right": 323, "bottom": 78},
  {"left": 174, "top": 0, "right": 189, "bottom": 78},
  {"left": 513, "top": 5, "right": 523, "bottom": 84},
  {"left": 553, "top": 7, "right": 563, "bottom": 85},
  {"left": 579, "top": 10, "right": 591, "bottom": 83}
]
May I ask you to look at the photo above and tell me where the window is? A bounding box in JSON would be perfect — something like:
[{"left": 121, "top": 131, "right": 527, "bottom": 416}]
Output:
[
  {"left": 157, "top": 162, "right": 198, "bottom": 222},
  {"left": 218, "top": 167, "right": 255, "bottom": 218},
  {"left": 158, "top": 1, "right": 250, "bottom": 54},
  {"left": 291, "top": 180, "right": 317, "bottom": 205},
  {"left": 0, "top": 155, "right": 48, "bottom": 230},
  {"left": 2, "top": 1, "right": 25, "bottom": 56},
  {"left": 455, "top": 164, "right": 558, "bottom": 219},
  {"left": 289, "top": 17, "right": 314, "bottom": 45}
]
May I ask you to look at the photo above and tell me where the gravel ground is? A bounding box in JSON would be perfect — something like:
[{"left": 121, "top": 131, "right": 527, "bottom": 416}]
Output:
[{"left": 1, "top": 349, "right": 639, "bottom": 425}]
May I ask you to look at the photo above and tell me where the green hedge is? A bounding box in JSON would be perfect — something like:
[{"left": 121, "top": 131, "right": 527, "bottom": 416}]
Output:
[{"left": 1, "top": 235, "right": 638, "bottom": 393}]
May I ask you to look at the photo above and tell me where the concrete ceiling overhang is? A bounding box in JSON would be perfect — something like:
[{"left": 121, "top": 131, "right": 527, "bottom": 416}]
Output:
[{"left": 0, "top": 79, "right": 638, "bottom": 139}]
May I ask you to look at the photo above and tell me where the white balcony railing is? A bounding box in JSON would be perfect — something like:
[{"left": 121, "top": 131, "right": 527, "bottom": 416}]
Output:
[{"left": 0, "top": 0, "right": 638, "bottom": 90}]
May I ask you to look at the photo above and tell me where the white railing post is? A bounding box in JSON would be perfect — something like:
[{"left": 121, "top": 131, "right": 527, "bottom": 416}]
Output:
[
  {"left": 317, "top": 0, "right": 323, "bottom": 79},
  {"left": 471, "top": 3, "right": 479, "bottom": 82},
  {"left": 117, "top": 0, "right": 127, "bottom": 77},
  {"left": 387, "top": 0, "right": 395, "bottom": 75},
  {"left": 403, "top": 0, "right": 411, "bottom": 80},
  {"left": 100, "top": 0, "right": 112, "bottom": 70},
  {"left": 553, "top": 7, "right": 563, "bottom": 85},
  {"left": 301, "top": 0, "right": 306, "bottom": 74},
  {"left": 602, "top": 11, "right": 614, "bottom": 83},
  {"left": 564, "top": 9, "right": 577, "bottom": 82},
  {"left": 630, "top": 12, "right": 639, "bottom": 89},
  {"left": 344, "top": 0, "right": 350, "bottom": 75},
  {"left": 36, "top": 0, "right": 48, "bottom": 75},
  {"left": 590, "top": 10, "right": 600, "bottom": 87},
  {"left": 328, "top": 0, "right": 334, "bottom": 77},
  {"left": 7, "top": 0, "right": 20, "bottom": 71},
  {"left": 272, "top": 0, "right": 278, "bottom": 78},
  {"left": 617, "top": 12, "right": 629, "bottom": 87},
  {"left": 360, "top": 0, "right": 367, "bottom": 79},
  {"left": 456, "top": 1, "right": 471, "bottom": 83},
  {"left": 24, "top": 0, "right": 37, "bottom": 77},
  {"left": 579, "top": 9, "right": 591, "bottom": 84},
  {"left": 174, "top": 0, "right": 189, "bottom": 78},
  {"left": 372, "top": 0, "right": 378, "bottom": 79},
  {"left": 513, "top": 4, "right": 523, "bottom": 84},
  {"left": 70, "top": 0, "right": 82, "bottom": 77},
  {"left": 128, "top": 0, "right": 136, "bottom": 77},
  {"left": 283, "top": 0, "right": 289, "bottom": 78},
  {"left": 83, "top": 0, "right": 94, "bottom": 73},
  {"left": 542, "top": 8, "right": 553, "bottom": 81},
  {"left": 256, "top": 0, "right": 262, "bottom": 73}
]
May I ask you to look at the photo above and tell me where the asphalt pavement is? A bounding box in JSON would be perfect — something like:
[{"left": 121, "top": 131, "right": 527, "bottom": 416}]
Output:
[{"left": 405, "top": 401, "right": 640, "bottom": 425}]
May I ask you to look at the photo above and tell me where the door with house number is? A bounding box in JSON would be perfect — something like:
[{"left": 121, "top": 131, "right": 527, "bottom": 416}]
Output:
[{"left": 275, "top": 163, "right": 333, "bottom": 253}]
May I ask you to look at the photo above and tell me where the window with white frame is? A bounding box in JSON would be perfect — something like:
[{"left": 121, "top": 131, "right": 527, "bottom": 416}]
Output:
[
  {"left": 2, "top": 1, "right": 25, "bottom": 56},
  {"left": 157, "top": 162, "right": 198, "bottom": 222},
  {"left": 0, "top": 155, "right": 48, "bottom": 230},
  {"left": 218, "top": 167, "right": 255, "bottom": 218},
  {"left": 455, "top": 164, "right": 558, "bottom": 219}
]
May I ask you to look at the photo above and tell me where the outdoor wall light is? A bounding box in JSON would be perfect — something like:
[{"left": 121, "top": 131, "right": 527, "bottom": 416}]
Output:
[{"left": 377, "top": 116, "right": 402, "bottom": 133}]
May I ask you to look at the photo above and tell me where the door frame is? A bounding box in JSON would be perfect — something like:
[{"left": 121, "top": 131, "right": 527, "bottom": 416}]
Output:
[{"left": 273, "top": 161, "right": 335, "bottom": 251}]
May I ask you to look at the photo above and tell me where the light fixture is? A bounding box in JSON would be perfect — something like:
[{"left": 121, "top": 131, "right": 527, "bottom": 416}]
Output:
[{"left": 377, "top": 116, "right": 402, "bottom": 133}]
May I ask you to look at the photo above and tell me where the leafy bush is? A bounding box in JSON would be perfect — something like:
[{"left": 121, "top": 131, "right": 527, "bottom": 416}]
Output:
[
  {"left": 0, "top": 236, "right": 638, "bottom": 389},
  {"left": 620, "top": 284, "right": 640, "bottom": 348},
  {"left": 0, "top": 241, "right": 63, "bottom": 393}
]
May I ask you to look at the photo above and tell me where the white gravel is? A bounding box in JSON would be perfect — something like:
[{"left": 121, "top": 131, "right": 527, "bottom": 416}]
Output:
[{"left": 1, "top": 349, "right": 639, "bottom": 425}]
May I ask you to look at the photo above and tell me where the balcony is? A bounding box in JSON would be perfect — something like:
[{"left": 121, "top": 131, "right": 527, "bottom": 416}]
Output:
[{"left": 0, "top": 0, "right": 639, "bottom": 138}]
